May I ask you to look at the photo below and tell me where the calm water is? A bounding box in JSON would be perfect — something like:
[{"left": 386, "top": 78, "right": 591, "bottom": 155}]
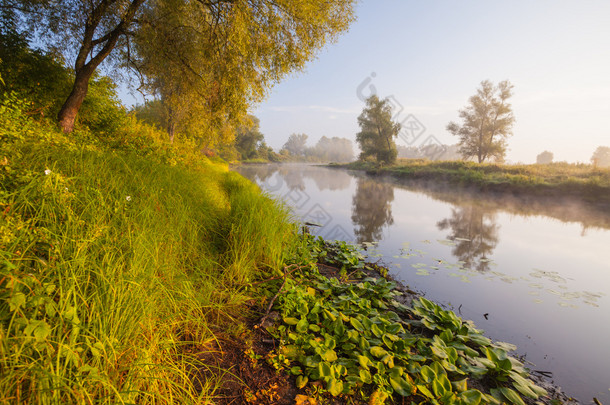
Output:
[{"left": 235, "top": 163, "right": 610, "bottom": 404}]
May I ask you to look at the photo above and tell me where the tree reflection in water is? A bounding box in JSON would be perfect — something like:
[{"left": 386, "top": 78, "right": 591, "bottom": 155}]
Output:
[
  {"left": 351, "top": 177, "right": 394, "bottom": 243},
  {"left": 437, "top": 206, "right": 500, "bottom": 272}
]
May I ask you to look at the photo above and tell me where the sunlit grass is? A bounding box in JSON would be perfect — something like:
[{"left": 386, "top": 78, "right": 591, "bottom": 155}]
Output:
[{"left": 0, "top": 102, "right": 298, "bottom": 403}]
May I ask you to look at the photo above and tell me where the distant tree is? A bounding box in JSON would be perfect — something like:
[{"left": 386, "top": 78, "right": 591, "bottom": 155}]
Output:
[
  {"left": 235, "top": 115, "right": 264, "bottom": 160},
  {"left": 281, "top": 133, "right": 309, "bottom": 157},
  {"left": 309, "top": 136, "right": 354, "bottom": 162},
  {"left": 356, "top": 95, "right": 401, "bottom": 164},
  {"left": 256, "top": 141, "right": 280, "bottom": 162},
  {"left": 591, "top": 146, "right": 610, "bottom": 167},
  {"left": 447, "top": 80, "right": 515, "bottom": 163},
  {"left": 536, "top": 151, "right": 554, "bottom": 164}
]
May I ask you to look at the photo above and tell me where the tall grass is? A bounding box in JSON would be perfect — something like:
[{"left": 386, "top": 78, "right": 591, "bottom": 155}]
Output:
[{"left": 0, "top": 97, "right": 298, "bottom": 403}]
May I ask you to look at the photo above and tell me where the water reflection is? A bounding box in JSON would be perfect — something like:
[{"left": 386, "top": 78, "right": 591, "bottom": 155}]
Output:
[
  {"left": 351, "top": 177, "right": 394, "bottom": 243},
  {"left": 237, "top": 164, "right": 352, "bottom": 192},
  {"left": 436, "top": 206, "right": 500, "bottom": 272}
]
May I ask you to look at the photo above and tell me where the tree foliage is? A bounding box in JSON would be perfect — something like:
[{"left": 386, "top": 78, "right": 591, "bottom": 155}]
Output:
[
  {"left": 10, "top": 0, "right": 356, "bottom": 135},
  {"left": 235, "top": 115, "right": 264, "bottom": 160},
  {"left": 591, "top": 146, "right": 610, "bottom": 167},
  {"left": 309, "top": 136, "right": 354, "bottom": 162},
  {"left": 536, "top": 150, "right": 554, "bottom": 164},
  {"left": 282, "top": 133, "right": 309, "bottom": 157},
  {"left": 0, "top": 30, "right": 72, "bottom": 117},
  {"left": 447, "top": 80, "right": 515, "bottom": 163},
  {"left": 356, "top": 95, "right": 401, "bottom": 165}
]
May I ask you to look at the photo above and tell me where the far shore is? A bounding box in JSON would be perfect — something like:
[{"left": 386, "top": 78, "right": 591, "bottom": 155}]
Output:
[{"left": 328, "top": 160, "right": 610, "bottom": 205}]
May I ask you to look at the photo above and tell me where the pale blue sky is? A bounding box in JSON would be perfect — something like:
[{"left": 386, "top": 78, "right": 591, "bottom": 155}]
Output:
[{"left": 252, "top": 0, "right": 610, "bottom": 163}]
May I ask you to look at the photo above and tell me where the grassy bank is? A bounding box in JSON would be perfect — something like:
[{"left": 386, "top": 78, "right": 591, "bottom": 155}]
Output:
[
  {"left": 0, "top": 96, "right": 299, "bottom": 402},
  {"left": 333, "top": 160, "right": 610, "bottom": 203}
]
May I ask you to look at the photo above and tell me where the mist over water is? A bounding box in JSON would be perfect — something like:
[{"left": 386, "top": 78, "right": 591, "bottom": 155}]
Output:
[{"left": 236, "top": 163, "right": 610, "bottom": 404}]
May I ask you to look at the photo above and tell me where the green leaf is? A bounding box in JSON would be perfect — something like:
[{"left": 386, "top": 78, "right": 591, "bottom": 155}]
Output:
[
  {"left": 327, "top": 378, "right": 343, "bottom": 396},
  {"left": 371, "top": 323, "right": 383, "bottom": 337},
  {"left": 417, "top": 384, "right": 435, "bottom": 399},
  {"left": 500, "top": 387, "right": 526, "bottom": 405},
  {"left": 8, "top": 292, "right": 26, "bottom": 311},
  {"left": 309, "top": 324, "right": 321, "bottom": 332},
  {"left": 390, "top": 375, "right": 414, "bottom": 396},
  {"left": 357, "top": 355, "right": 370, "bottom": 369},
  {"left": 432, "top": 374, "right": 452, "bottom": 397},
  {"left": 419, "top": 365, "right": 436, "bottom": 383},
  {"left": 33, "top": 321, "right": 51, "bottom": 341},
  {"left": 290, "top": 366, "right": 302, "bottom": 375},
  {"left": 321, "top": 348, "right": 337, "bottom": 362},
  {"left": 350, "top": 317, "right": 364, "bottom": 332},
  {"left": 468, "top": 333, "right": 492, "bottom": 347},
  {"left": 283, "top": 317, "right": 299, "bottom": 325},
  {"left": 318, "top": 361, "right": 332, "bottom": 377},
  {"left": 296, "top": 375, "right": 308, "bottom": 389},
  {"left": 296, "top": 319, "right": 309, "bottom": 333},
  {"left": 359, "top": 368, "right": 372, "bottom": 384},
  {"left": 369, "top": 346, "right": 387, "bottom": 358},
  {"left": 451, "top": 378, "right": 468, "bottom": 392},
  {"left": 460, "top": 389, "right": 483, "bottom": 405}
]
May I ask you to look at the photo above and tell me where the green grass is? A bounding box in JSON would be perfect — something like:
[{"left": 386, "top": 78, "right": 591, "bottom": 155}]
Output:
[
  {"left": 334, "top": 159, "right": 610, "bottom": 202},
  {"left": 0, "top": 96, "right": 299, "bottom": 403}
]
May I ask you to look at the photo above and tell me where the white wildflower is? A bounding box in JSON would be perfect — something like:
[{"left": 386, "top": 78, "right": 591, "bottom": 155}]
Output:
[
  {"left": 126, "top": 196, "right": 132, "bottom": 201},
  {"left": 44, "top": 169, "right": 51, "bottom": 175}
]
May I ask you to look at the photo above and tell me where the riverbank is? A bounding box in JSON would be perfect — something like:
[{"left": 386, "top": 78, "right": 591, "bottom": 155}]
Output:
[
  {"left": 250, "top": 236, "right": 579, "bottom": 405},
  {"left": 0, "top": 98, "right": 300, "bottom": 403},
  {"left": 330, "top": 160, "right": 610, "bottom": 204}
]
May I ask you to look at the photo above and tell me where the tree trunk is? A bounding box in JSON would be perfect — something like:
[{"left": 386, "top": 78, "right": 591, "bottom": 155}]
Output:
[
  {"left": 57, "top": 67, "right": 95, "bottom": 133},
  {"left": 167, "top": 120, "right": 176, "bottom": 144}
]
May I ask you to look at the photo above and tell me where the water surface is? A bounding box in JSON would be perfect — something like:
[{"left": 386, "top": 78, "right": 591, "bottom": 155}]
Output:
[{"left": 236, "top": 163, "right": 610, "bottom": 404}]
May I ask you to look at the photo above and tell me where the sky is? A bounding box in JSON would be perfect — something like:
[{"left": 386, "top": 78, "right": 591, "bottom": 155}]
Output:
[{"left": 248, "top": 0, "right": 610, "bottom": 164}]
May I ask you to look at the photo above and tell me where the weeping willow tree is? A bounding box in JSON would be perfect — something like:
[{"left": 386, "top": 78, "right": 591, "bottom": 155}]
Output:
[{"left": 9, "top": 0, "right": 356, "bottom": 134}]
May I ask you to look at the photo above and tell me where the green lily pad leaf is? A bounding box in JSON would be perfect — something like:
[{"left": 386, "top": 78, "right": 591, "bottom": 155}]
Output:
[
  {"left": 369, "top": 346, "right": 387, "bottom": 358},
  {"left": 296, "top": 375, "right": 308, "bottom": 389},
  {"left": 417, "top": 384, "right": 434, "bottom": 398},
  {"left": 419, "top": 365, "right": 436, "bottom": 383},
  {"left": 357, "top": 355, "right": 369, "bottom": 369},
  {"left": 500, "top": 387, "right": 526, "bottom": 405},
  {"left": 283, "top": 317, "right": 299, "bottom": 325},
  {"left": 390, "top": 375, "right": 414, "bottom": 397},
  {"left": 321, "top": 349, "right": 337, "bottom": 362},
  {"left": 451, "top": 378, "right": 468, "bottom": 392},
  {"left": 296, "top": 319, "right": 308, "bottom": 333},
  {"left": 327, "top": 378, "right": 343, "bottom": 396},
  {"left": 359, "top": 368, "right": 372, "bottom": 384},
  {"left": 350, "top": 318, "right": 364, "bottom": 332},
  {"left": 460, "top": 389, "right": 483, "bottom": 405},
  {"left": 371, "top": 323, "right": 383, "bottom": 337},
  {"left": 318, "top": 361, "right": 332, "bottom": 377}
]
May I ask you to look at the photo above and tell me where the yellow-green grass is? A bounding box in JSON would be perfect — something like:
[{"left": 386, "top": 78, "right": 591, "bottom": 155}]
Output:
[{"left": 0, "top": 99, "right": 298, "bottom": 403}]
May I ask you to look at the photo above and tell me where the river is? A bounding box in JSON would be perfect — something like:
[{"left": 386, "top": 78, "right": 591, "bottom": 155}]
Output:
[{"left": 235, "top": 163, "right": 610, "bottom": 404}]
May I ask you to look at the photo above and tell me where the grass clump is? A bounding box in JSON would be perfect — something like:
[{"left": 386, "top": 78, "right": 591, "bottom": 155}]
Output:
[{"left": 0, "top": 94, "right": 298, "bottom": 403}]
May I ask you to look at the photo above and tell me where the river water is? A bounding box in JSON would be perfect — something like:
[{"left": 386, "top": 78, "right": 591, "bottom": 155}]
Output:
[{"left": 235, "top": 163, "right": 610, "bottom": 404}]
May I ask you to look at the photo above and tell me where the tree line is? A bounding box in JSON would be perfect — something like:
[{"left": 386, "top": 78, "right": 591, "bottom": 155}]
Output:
[{"left": 356, "top": 81, "right": 609, "bottom": 167}]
